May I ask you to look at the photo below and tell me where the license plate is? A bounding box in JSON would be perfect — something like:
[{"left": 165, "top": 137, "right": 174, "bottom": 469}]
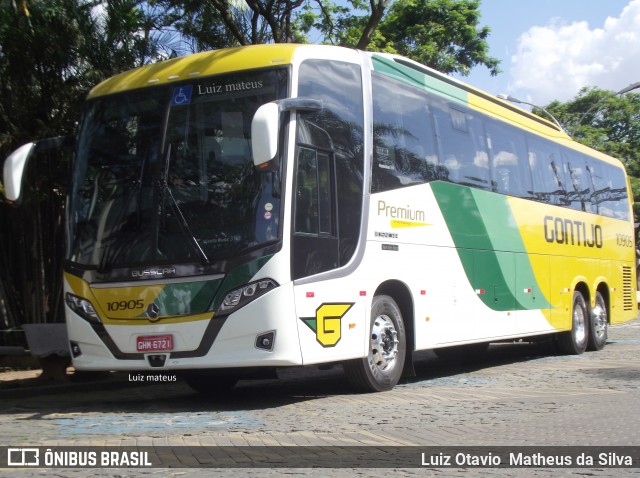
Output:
[{"left": 136, "top": 335, "right": 173, "bottom": 352}]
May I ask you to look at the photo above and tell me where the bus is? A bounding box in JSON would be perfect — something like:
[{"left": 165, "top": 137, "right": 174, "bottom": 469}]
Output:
[{"left": 3, "top": 44, "right": 637, "bottom": 393}]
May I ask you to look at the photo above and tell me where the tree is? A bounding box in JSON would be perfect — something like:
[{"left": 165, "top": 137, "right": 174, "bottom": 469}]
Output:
[
  {"left": 0, "top": 1, "right": 95, "bottom": 343},
  {"left": 297, "top": 0, "right": 499, "bottom": 76},
  {"left": 153, "top": 0, "right": 247, "bottom": 51},
  {"left": 544, "top": 87, "right": 640, "bottom": 221},
  {"left": 0, "top": 0, "right": 182, "bottom": 158},
  {"left": 377, "top": 0, "right": 499, "bottom": 75},
  {"left": 156, "top": 0, "right": 500, "bottom": 76},
  {"left": 0, "top": 0, "right": 89, "bottom": 155},
  {"left": 0, "top": 0, "right": 179, "bottom": 344},
  {"left": 153, "top": 0, "right": 311, "bottom": 46}
]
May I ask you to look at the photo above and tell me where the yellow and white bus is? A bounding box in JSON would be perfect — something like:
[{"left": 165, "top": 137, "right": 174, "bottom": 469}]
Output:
[{"left": 4, "top": 44, "right": 637, "bottom": 392}]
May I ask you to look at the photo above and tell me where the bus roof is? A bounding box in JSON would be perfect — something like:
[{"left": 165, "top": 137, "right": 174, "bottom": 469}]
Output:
[
  {"left": 369, "top": 53, "right": 569, "bottom": 139},
  {"left": 87, "top": 44, "right": 299, "bottom": 99}
]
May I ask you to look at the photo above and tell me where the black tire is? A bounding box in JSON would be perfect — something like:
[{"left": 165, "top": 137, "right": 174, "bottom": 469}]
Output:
[
  {"left": 182, "top": 371, "right": 238, "bottom": 395},
  {"left": 587, "top": 291, "right": 608, "bottom": 351},
  {"left": 557, "top": 291, "right": 588, "bottom": 355},
  {"left": 344, "top": 295, "right": 406, "bottom": 392}
]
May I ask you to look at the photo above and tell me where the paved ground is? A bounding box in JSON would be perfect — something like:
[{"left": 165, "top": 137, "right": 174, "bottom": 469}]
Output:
[{"left": 1, "top": 319, "right": 639, "bottom": 477}]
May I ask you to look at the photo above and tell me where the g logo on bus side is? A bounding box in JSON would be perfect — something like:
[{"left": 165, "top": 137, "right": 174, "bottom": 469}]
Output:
[{"left": 300, "top": 303, "right": 354, "bottom": 348}]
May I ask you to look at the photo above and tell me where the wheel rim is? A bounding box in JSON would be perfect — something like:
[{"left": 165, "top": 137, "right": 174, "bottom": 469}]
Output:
[
  {"left": 370, "top": 314, "right": 399, "bottom": 371},
  {"left": 574, "top": 300, "right": 587, "bottom": 345},
  {"left": 592, "top": 300, "right": 608, "bottom": 340}
]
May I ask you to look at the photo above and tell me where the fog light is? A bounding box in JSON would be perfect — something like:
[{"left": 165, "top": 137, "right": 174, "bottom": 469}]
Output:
[{"left": 255, "top": 331, "right": 275, "bottom": 351}]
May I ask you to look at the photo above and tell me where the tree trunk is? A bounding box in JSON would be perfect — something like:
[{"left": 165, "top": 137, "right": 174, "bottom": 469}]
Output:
[{"left": 356, "top": 0, "right": 389, "bottom": 50}]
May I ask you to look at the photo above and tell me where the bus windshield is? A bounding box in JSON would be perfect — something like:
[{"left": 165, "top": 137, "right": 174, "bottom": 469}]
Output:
[{"left": 68, "top": 68, "right": 288, "bottom": 270}]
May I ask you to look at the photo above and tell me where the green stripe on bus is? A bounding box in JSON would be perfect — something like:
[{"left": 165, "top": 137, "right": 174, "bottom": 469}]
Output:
[
  {"left": 134, "top": 279, "right": 223, "bottom": 318},
  {"left": 134, "top": 255, "right": 275, "bottom": 318},
  {"left": 371, "top": 55, "right": 467, "bottom": 105},
  {"left": 432, "top": 181, "right": 551, "bottom": 311}
]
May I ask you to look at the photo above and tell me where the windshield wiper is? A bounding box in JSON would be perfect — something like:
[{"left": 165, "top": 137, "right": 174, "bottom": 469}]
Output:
[
  {"left": 161, "top": 145, "right": 210, "bottom": 264},
  {"left": 96, "top": 176, "right": 142, "bottom": 273}
]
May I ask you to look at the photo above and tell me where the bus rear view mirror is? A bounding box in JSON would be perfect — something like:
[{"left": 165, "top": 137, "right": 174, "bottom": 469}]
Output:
[
  {"left": 3, "top": 142, "right": 36, "bottom": 203},
  {"left": 251, "top": 98, "right": 323, "bottom": 168},
  {"left": 3, "top": 135, "right": 74, "bottom": 205},
  {"left": 251, "top": 103, "right": 280, "bottom": 168}
]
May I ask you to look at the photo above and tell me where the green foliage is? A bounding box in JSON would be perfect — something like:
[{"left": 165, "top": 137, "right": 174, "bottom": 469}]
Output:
[
  {"left": 377, "top": 0, "right": 499, "bottom": 75},
  {"left": 0, "top": 0, "right": 182, "bottom": 158},
  {"left": 0, "top": 0, "right": 89, "bottom": 155},
  {"left": 296, "top": 0, "right": 360, "bottom": 45},
  {"left": 152, "top": 1, "right": 499, "bottom": 76},
  {"left": 0, "top": 0, "right": 181, "bottom": 334},
  {"left": 294, "top": 0, "right": 499, "bottom": 76}
]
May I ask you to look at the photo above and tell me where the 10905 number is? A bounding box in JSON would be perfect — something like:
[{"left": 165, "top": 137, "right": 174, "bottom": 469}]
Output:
[{"left": 107, "top": 300, "right": 144, "bottom": 311}]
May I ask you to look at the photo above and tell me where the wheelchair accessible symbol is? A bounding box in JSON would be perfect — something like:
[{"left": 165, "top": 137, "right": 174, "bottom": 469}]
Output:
[{"left": 172, "top": 85, "right": 193, "bottom": 106}]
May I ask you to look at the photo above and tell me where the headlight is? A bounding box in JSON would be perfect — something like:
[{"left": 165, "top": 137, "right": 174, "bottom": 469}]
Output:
[
  {"left": 65, "top": 292, "right": 101, "bottom": 324},
  {"left": 217, "top": 279, "right": 278, "bottom": 316}
]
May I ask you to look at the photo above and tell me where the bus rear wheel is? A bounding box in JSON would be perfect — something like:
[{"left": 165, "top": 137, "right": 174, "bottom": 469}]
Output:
[
  {"left": 557, "top": 291, "right": 588, "bottom": 355},
  {"left": 344, "top": 295, "right": 406, "bottom": 392},
  {"left": 587, "top": 291, "right": 608, "bottom": 351}
]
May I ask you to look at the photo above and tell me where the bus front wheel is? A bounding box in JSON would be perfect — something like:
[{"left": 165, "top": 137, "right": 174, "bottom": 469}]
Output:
[
  {"left": 344, "top": 295, "right": 406, "bottom": 392},
  {"left": 557, "top": 291, "right": 588, "bottom": 355}
]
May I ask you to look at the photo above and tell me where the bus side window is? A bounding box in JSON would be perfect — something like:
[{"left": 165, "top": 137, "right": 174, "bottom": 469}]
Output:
[
  {"left": 371, "top": 72, "right": 439, "bottom": 193},
  {"left": 527, "top": 137, "right": 568, "bottom": 205},
  {"left": 485, "top": 120, "right": 532, "bottom": 198},
  {"left": 585, "top": 158, "right": 606, "bottom": 216},
  {"left": 587, "top": 159, "right": 630, "bottom": 220},
  {"left": 563, "top": 151, "right": 592, "bottom": 213},
  {"left": 294, "top": 146, "right": 333, "bottom": 236},
  {"left": 606, "top": 164, "right": 631, "bottom": 221},
  {"left": 433, "top": 105, "right": 490, "bottom": 190}
]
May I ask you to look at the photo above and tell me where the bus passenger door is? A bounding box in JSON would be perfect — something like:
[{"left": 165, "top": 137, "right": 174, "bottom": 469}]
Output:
[{"left": 291, "top": 136, "right": 339, "bottom": 280}]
